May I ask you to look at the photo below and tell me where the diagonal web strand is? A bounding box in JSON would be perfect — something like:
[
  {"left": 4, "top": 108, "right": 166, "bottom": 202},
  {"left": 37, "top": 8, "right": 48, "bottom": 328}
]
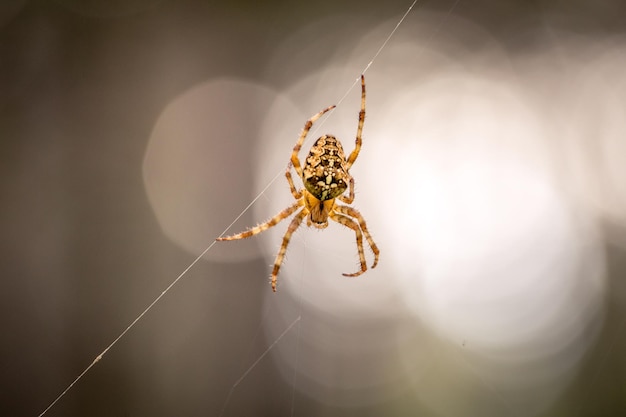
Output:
[{"left": 217, "top": 316, "right": 302, "bottom": 417}]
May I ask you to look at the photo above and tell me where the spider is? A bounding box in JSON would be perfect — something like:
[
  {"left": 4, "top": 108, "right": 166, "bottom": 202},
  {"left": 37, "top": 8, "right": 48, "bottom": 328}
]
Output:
[{"left": 217, "top": 74, "right": 379, "bottom": 292}]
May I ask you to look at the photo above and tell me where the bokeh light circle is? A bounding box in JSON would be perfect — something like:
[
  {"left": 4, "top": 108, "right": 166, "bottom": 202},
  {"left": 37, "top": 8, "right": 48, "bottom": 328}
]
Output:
[{"left": 144, "top": 78, "right": 292, "bottom": 262}]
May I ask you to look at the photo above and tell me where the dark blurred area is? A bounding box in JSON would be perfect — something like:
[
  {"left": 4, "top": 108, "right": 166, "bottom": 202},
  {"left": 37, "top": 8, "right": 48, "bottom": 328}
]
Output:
[{"left": 1, "top": 1, "right": 626, "bottom": 416}]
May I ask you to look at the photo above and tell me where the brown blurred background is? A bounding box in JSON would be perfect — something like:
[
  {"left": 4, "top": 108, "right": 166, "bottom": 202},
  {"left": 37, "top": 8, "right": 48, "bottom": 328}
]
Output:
[{"left": 1, "top": 0, "right": 626, "bottom": 416}]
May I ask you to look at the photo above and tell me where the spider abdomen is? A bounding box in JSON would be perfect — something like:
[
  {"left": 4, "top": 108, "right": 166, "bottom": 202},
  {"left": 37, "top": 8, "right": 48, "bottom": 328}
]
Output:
[{"left": 303, "top": 135, "right": 350, "bottom": 201}]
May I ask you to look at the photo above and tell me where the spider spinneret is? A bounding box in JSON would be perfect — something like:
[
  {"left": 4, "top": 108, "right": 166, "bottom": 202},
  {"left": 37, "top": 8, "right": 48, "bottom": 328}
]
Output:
[{"left": 217, "top": 74, "right": 379, "bottom": 292}]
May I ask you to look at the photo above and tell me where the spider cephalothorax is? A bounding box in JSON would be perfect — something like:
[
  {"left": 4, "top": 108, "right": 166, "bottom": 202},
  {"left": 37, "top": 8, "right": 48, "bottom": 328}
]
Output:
[{"left": 217, "top": 75, "right": 379, "bottom": 291}]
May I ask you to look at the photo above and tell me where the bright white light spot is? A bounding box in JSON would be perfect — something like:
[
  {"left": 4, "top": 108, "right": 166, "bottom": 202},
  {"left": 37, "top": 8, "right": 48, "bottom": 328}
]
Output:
[
  {"left": 252, "top": 12, "right": 608, "bottom": 413},
  {"left": 364, "top": 65, "right": 606, "bottom": 416}
]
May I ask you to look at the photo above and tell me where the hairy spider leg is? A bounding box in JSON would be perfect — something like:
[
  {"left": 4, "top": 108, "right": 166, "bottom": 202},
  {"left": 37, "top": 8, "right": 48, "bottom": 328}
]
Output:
[
  {"left": 334, "top": 204, "right": 379, "bottom": 270},
  {"left": 216, "top": 200, "right": 303, "bottom": 241},
  {"left": 270, "top": 207, "right": 308, "bottom": 291},
  {"left": 291, "top": 105, "right": 336, "bottom": 178},
  {"left": 285, "top": 163, "right": 302, "bottom": 200},
  {"left": 345, "top": 75, "right": 366, "bottom": 170},
  {"left": 338, "top": 176, "right": 355, "bottom": 204},
  {"left": 329, "top": 212, "right": 367, "bottom": 277}
]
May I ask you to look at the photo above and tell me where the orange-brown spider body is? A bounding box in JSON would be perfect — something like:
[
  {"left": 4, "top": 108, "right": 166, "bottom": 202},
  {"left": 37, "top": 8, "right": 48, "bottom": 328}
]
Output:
[
  {"left": 302, "top": 135, "right": 350, "bottom": 228},
  {"left": 217, "top": 75, "right": 379, "bottom": 291}
]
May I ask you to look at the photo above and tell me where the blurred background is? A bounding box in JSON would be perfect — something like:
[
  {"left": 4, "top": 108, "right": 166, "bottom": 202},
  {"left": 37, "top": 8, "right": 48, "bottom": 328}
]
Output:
[{"left": 1, "top": 0, "right": 626, "bottom": 416}]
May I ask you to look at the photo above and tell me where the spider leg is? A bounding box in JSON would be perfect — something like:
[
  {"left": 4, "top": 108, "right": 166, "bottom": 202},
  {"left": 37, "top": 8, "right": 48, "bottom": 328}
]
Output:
[
  {"left": 270, "top": 207, "right": 308, "bottom": 292},
  {"left": 334, "top": 204, "right": 379, "bottom": 269},
  {"left": 216, "top": 200, "right": 303, "bottom": 241},
  {"left": 285, "top": 162, "right": 302, "bottom": 200},
  {"left": 291, "top": 105, "right": 335, "bottom": 177},
  {"left": 345, "top": 74, "right": 365, "bottom": 170},
  {"left": 329, "top": 211, "right": 368, "bottom": 277},
  {"left": 338, "top": 176, "right": 355, "bottom": 204}
]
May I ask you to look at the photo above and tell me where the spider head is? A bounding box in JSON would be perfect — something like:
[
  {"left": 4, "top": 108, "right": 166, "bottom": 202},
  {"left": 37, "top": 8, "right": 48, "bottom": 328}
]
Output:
[{"left": 304, "top": 190, "right": 333, "bottom": 229}]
